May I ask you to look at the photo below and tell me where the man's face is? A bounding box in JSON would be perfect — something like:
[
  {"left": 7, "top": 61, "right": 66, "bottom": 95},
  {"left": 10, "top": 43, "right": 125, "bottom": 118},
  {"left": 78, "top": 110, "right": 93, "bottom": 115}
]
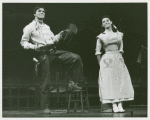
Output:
[{"left": 34, "top": 8, "right": 45, "bottom": 19}]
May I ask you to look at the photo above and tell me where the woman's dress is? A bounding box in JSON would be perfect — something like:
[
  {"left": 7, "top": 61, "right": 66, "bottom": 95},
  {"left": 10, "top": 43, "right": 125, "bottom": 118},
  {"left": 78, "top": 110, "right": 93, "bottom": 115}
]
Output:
[{"left": 95, "top": 31, "right": 134, "bottom": 103}]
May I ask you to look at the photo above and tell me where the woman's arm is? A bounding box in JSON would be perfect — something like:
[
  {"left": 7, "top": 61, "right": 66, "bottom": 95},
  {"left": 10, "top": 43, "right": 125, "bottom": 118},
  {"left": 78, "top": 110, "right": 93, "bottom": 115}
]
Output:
[
  {"left": 95, "top": 36, "right": 102, "bottom": 65},
  {"left": 119, "top": 32, "right": 124, "bottom": 55},
  {"left": 97, "top": 54, "right": 101, "bottom": 65}
]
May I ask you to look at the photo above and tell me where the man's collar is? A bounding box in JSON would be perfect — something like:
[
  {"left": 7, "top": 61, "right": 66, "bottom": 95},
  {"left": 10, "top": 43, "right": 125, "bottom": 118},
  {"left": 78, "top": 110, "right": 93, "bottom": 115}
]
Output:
[
  {"left": 32, "top": 19, "right": 46, "bottom": 30},
  {"left": 33, "top": 19, "right": 45, "bottom": 25}
]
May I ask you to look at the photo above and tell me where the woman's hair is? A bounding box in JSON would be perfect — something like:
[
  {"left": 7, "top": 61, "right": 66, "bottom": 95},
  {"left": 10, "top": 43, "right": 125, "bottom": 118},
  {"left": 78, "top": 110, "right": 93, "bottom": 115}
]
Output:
[
  {"left": 33, "top": 5, "right": 46, "bottom": 14},
  {"left": 101, "top": 15, "right": 118, "bottom": 33}
]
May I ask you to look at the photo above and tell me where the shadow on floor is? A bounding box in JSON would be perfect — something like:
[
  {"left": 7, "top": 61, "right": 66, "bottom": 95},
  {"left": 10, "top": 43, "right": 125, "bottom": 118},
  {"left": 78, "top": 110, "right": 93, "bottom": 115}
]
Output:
[{"left": 2, "top": 106, "right": 147, "bottom": 117}]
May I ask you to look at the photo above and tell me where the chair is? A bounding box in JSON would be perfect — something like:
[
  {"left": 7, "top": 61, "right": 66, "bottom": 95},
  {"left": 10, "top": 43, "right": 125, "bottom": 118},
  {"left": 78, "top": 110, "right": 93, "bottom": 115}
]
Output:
[{"left": 67, "top": 89, "right": 90, "bottom": 113}]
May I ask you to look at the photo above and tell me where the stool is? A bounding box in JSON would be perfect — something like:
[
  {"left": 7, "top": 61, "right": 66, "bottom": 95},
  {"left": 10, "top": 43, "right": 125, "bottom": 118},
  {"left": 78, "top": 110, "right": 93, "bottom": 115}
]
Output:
[{"left": 67, "top": 89, "right": 90, "bottom": 113}]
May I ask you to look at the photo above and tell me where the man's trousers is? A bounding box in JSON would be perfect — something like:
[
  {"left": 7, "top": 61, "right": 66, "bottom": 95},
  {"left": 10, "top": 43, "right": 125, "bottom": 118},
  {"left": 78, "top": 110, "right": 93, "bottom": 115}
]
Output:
[{"left": 36, "top": 50, "right": 84, "bottom": 109}]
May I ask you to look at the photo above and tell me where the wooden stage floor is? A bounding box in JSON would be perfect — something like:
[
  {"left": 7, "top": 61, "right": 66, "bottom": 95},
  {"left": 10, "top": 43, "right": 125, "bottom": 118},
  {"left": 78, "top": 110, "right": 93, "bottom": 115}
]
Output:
[{"left": 2, "top": 106, "right": 147, "bottom": 117}]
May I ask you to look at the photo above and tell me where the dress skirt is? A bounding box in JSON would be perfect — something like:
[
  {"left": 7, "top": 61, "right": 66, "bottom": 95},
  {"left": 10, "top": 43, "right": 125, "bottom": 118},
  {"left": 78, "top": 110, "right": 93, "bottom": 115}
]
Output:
[{"left": 98, "top": 51, "right": 134, "bottom": 103}]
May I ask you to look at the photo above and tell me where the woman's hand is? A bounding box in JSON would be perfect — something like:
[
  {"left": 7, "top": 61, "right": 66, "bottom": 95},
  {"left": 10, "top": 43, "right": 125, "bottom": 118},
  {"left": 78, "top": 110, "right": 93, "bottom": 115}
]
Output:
[
  {"left": 97, "top": 55, "right": 101, "bottom": 65},
  {"left": 120, "top": 52, "right": 123, "bottom": 56}
]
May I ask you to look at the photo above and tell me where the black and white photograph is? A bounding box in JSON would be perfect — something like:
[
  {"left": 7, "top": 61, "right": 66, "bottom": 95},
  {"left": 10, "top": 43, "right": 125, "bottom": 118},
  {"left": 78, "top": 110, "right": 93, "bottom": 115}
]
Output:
[{"left": 2, "top": 1, "right": 148, "bottom": 118}]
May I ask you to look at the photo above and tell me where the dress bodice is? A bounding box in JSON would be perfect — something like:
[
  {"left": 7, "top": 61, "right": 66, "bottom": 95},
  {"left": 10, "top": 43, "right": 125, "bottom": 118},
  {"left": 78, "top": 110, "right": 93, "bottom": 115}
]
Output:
[{"left": 95, "top": 31, "right": 124, "bottom": 55}]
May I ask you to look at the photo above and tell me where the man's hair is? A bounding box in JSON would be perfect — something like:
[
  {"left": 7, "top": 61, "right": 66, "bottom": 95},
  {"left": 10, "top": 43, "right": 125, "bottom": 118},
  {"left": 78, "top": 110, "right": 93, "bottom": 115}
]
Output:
[{"left": 33, "top": 5, "right": 45, "bottom": 14}]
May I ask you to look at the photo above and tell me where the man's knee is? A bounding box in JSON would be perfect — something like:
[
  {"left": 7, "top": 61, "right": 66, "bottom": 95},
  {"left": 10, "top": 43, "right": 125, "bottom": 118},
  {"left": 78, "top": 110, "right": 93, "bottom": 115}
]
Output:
[
  {"left": 71, "top": 54, "right": 82, "bottom": 63},
  {"left": 58, "top": 52, "right": 83, "bottom": 65}
]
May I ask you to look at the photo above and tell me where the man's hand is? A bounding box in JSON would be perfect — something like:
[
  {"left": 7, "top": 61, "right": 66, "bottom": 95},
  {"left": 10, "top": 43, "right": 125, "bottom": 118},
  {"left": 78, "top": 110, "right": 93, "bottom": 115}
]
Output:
[
  {"left": 46, "top": 40, "right": 54, "bottom": 48},
  {"left": 55, "top": 31, "right": 65, "bottom": 42},
  {"left": 58, "top": 31, "right": 64, "bottom": 39},
  {"left": 35, "top": 44, "right": 46, "bottom": 51}
]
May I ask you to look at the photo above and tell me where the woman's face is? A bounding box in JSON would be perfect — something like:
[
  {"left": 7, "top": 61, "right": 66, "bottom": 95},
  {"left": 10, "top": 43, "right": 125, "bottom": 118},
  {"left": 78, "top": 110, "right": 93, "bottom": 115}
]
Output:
[
  {"left": 34, "top": 8, "right": 45, "bottom": 19},
  {"left": 102, "top": 18, "right": 112, "bottom": 28}
]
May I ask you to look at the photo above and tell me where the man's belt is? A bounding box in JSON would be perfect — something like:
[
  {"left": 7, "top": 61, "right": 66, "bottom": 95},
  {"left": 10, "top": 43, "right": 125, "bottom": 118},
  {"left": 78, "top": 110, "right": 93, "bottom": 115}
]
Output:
[{"left": 36, "top": 43, "right": 56, "bottom": 54}]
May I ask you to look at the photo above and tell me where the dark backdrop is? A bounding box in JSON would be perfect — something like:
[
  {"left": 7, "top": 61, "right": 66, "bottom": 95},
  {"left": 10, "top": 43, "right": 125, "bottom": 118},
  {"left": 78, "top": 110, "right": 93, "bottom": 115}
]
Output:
[{"left": 2, "top": 3, "right": 147, "bottom": 84}]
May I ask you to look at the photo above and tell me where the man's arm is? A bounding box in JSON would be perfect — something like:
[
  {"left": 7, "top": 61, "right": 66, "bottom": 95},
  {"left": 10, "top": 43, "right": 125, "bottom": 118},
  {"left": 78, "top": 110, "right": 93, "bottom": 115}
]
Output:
[
  {"left": 20, "top": 25, "right": 36, "bottom": 50},
  {"left": 47, "top": 26, "right": 63, "bottom": 45}
]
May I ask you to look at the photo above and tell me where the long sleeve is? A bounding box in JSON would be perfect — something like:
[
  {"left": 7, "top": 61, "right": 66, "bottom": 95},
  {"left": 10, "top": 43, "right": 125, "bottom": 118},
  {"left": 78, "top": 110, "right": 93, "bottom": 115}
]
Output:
[
  {"left": 47, "top": 26, "right": 61, "bottom": 44},
  {"left": 20, "top": 25, "right": 35, "bottom": 49},
  {"left": 119, "top": 32, "right": 124, "bottom": 53},
  {"left": 53, "top": 34, "right": 60, "bottom": 44},
  {"left": 95, "top": 36, "right": 102, "bottom": 55},
  {"left": 48, "top": 26, "right": 55, "bottom": 39}
]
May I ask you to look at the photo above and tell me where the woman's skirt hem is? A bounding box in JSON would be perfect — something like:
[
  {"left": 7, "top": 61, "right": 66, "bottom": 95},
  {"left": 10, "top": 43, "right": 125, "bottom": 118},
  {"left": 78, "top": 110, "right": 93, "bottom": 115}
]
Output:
[{"left": 100, "top": 97, "right": 134, "bottom": 104}]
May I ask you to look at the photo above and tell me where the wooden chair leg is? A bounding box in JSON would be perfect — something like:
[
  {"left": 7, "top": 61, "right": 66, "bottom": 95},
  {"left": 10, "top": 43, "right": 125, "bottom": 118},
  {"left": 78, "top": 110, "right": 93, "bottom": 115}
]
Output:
[
  {"left": 74, "top": 92, "right": 77, "bottom": 112},
  {"left": 86, "top": 93, "right": 91, "bottom": 112},
  {"left": 67, "top": 93, "right": 71, "bottom": 113},
  {"left": 80, "top": 92, "right": 84, "bottom": 113},
  {"left": 76, "top": 92, "right": 79, "bottom": 111}
]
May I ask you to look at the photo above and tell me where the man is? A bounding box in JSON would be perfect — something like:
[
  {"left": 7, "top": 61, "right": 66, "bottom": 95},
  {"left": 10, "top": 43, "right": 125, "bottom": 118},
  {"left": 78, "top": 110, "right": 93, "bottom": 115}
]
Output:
[{"left": 20, "top": 6, "right": 85, "bottom": 113}]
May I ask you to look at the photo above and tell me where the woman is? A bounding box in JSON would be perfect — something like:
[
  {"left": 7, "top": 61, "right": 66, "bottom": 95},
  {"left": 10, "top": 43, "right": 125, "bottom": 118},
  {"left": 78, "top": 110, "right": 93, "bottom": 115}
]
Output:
[{"left": 95, "top": 16, "right": 134, "bottom": 113}]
